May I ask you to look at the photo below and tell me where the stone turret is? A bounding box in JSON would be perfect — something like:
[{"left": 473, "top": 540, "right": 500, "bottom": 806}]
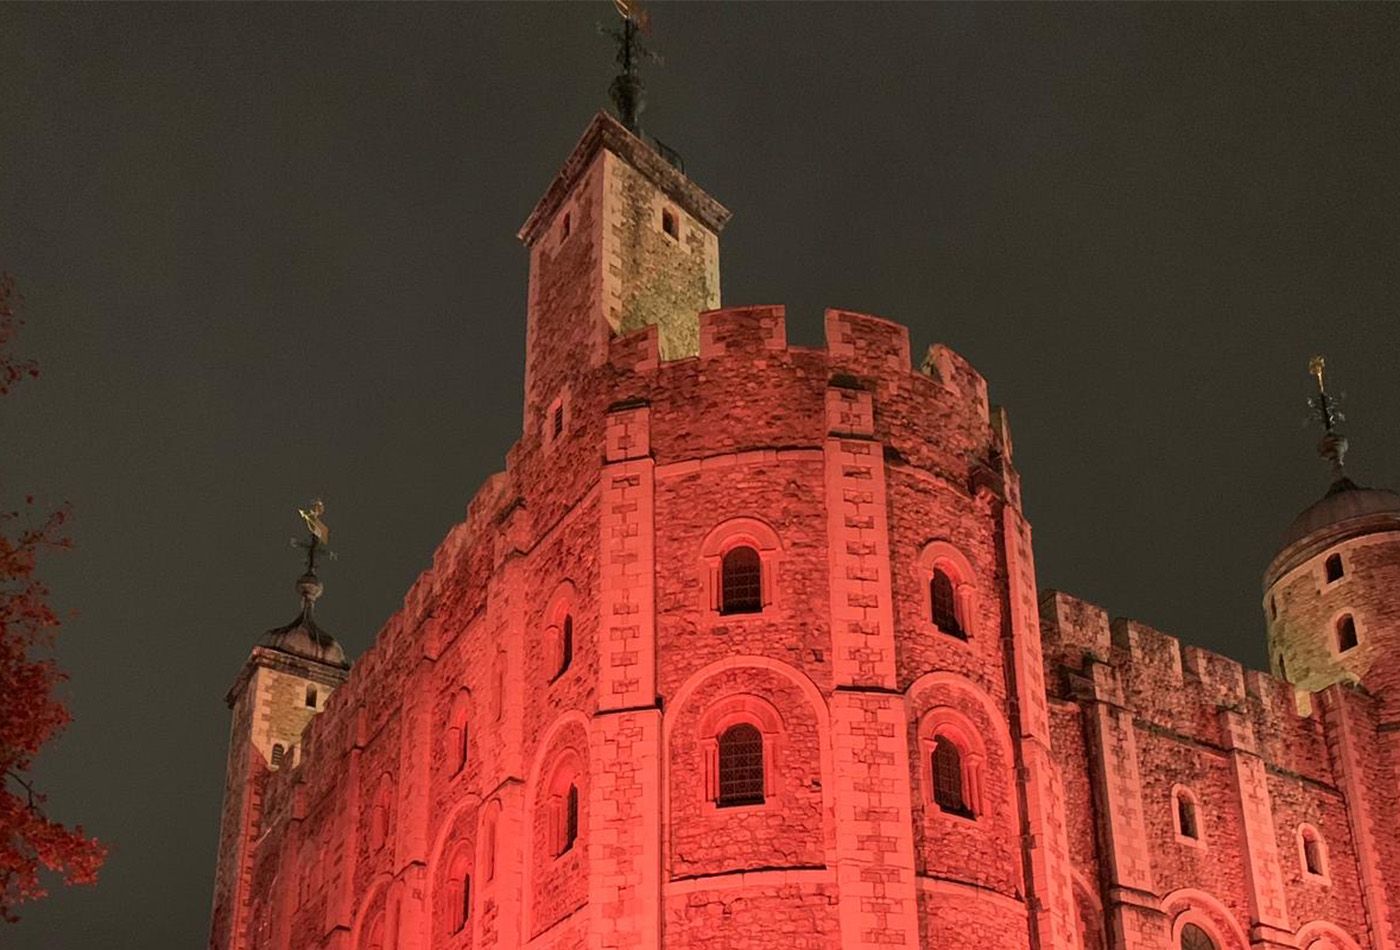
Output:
[{"left": 1264, "top": 361, "right": 1400, "bottom": 721}]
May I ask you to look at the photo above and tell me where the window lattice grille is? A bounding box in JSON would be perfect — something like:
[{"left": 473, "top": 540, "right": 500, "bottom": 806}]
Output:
[
  {"left": 721, "top": 547, "right": 763, "bottom": 615},
  {"left": 1180, "top": 923, "right": 1217, "bottom": 950},
  {"left": 931, "top": 570, "right": 963, "bottom": 637},
  {"left": 717, "top": 723, "right": 765, "bottom": 806},
  {"left": 932, "top": 737, "right": 968, "bottom": 815}
]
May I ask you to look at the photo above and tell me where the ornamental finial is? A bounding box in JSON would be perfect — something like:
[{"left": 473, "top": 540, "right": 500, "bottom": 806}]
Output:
[
  {"left": 604, "top": 0, "right": 659, "bottom": 134},
  {"left": 1305, "top": 356, "right": 1348, "bottom": 478}
]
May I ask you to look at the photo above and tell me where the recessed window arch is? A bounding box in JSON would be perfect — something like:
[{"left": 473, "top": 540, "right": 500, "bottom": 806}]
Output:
[
  {"left": 917, "top": 707, "right": 985, "bottom": 819},
  {"left": 699, "top": 693, "right": 783, "bottom": 809},
  {"left": 1324, "top": 553, "right": 1344, "bottom": 583},
  {"left": 1298, "top": 824, "right": 1329, "bottom": 881},
  {"left": 717, "top": 723, "right": 766, "bottom": 806},
  {"left": 545, "top": 751, "right": 585, "bottom": 857},
  {"left": 1336, "top": 614, "right": 1359, "bottom": 652},
  {"left": 543, "top": 582, "right": 578, "bottom": 682},
  {"left": 444, "top": 842, "right": 474, "bottom": 934},
  {"left": 916, "top": 541, "right": 978, "bottom": 639},
  {"left": 721, "top": 547, "right": 762, "bottom": 614},
  {"left": 661, "top": 206, "right": 678, "bottom": 240},
  {"left": 1180, "top": 923, "right": 1217, "bottom": 950},
  {"left": 479, "top": 801, "right": 501, "bottom": 883},
  {"left": 370, "top": 775, "right": 393, "bottom": 852},
  {"left": 1172, "top": 785, "right": 1203, "bottom": 846},
  {"left": 700, "top": 517, "right": 782, "bottom": 618},
  {"left": 446, "top": 690, "right": 472, "bottom": 776}
]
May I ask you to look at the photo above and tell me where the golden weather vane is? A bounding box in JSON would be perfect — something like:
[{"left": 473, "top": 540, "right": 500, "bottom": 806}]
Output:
[
  {"left": 293, "top": 498, "right": 333, "bottom": 574},
  {"left": 298, "top": 498, "right": 329, "bottom": 546},
  {"left": 1309, "top": 355, "right": 1327, "bottom": 395}
]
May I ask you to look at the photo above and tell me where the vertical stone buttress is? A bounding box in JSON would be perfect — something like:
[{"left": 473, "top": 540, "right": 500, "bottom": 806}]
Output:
[
  {"left": 591, "top": 402, "right": 662, "bottom": 949},
  {"left": 1000, "top": 503, "right": 1082, "bottom": 950},
  {"left": 1217, "top": 709, "right": 1293, "bottom": 948},
  {"left": 1075, "top": 662, "right": 1171, "bottom": 949},
  {"left": 392, "top": 651, "right": 436, "bottom": 948},
  {"left": 823, "top": 381, "right": 922, "bottom": 949},
  {"left": 1321, "top": 686, "right": 1397, "bottom": 950},
  {"left": 490, "top": 506, "right": 530, "bottom": 949}
]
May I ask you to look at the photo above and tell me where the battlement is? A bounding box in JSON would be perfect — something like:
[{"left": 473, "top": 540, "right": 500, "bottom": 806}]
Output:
[{"left": 1038, "top": 588, "right": 1350, "bottom": 765}]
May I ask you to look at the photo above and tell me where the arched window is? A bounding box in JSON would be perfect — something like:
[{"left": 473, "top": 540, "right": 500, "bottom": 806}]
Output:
[
  {"left": 1337, "top": 615, "right": 1358, "bottom": 652},
  {"left": 717, "top": 723, "right": 765, "bottom": 806},
  {"left": 560, "top": 784, "right": 579, "bottom": 855},
  {"left": 1180, "top": 923, "right": 1217, "bottom": 950},
  {"left": 305, "top": 684, "right": 318, "bottom": 708},
  {"left": 555, "top": 614, "right": 573, "bottom": 679},
  {"left": 1325, "top": 553, "right": 1344, "bottom": 582},
  {"left": 370, "top": 777, "right": 392, "bottom": 852},
  {"left": 445, "top": 845, "right": 472, "bottom": 934},
  {"left": 720, "top": 547, "right": 763, "bottom": 615},
  {"left": 1174, "top": 787, "right": 1200, "bottom": 842},
  {"left": 481, "top": 810, "right": 498, "bottom": 882},
  {"left": 931, "top": 736, "right": 970, "bottom": 816},
  {"left": 930, "top": 569, "right": 963, "bottom": 638},
  {"left": 271, "top": 743, "right": 286, "bottom": 769},
  {"left": 446, "top": 690, "right": 472, "bottom": 776},
  {"left": 1299, "top": 824, "right": 1328, "bottom": 879}
]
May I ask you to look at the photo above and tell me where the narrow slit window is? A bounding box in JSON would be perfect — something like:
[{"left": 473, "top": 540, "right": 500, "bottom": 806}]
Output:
[
  {"left": 1269, "top": 595, "right": 1277, "bottom": 620},
  {"left": 661, "top": 207, "right": 678, "bottom": 240},
  {"left": 560, "top": 784, "right": 579, "bottom": 855},
  {"left": 305, "top": 684, "right": 317, "bottom": 708},
  {"left": 931, "top": 569, "right": 963, "bottom": 638},
  {"left": 560, "top": 211, "right": 571, "bottom": 240},
  {"left": 720, "top": 546, "right": 763, "bottom": 615},
  {"left": 552, "top": 403, "right": 564, "bottom": 439},
  {"left": 716, "top": 723, "right": 765, "bottom": 807},
  {"left": 1337, "top": 614, "right": 1358, "bottom": 652},
  {"left": 458, "top": 874, "right": 472, "bottom": 930},
  {"left": 271, "top": 743, "right": 286, "bottom": 769},
  {"left": 1325, "top": 553, "right": 1343, "bottom": 582},
  {"left": 931, "top": 737, "right": 969, "bottom": 816},
  {"left": 1176, "top": 792, "right": 1198, "bottom": 840},
  {"left": 555, "top": 615, "right": 573, "bottom": 679},
  {"left": 1302, "top": 830, "right": 1324, "bottom": 876}
]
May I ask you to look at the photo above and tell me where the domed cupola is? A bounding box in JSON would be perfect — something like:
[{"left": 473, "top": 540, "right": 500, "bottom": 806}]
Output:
[
  {"left": 257, "top": 570, "right": 349, "bottom": 670},
  {"left": 1264, "top": 359, "right": 1400, "bottom": 708}
]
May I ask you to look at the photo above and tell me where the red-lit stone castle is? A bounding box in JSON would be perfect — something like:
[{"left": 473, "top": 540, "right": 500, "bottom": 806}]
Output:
[{"left": 210, "top": 110, "right": 1400, "bottom": 950}]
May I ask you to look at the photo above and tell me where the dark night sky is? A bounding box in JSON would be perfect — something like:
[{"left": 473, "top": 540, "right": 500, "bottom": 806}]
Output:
[{"left": 2, "top": 3, "right": 1398, "bottom": 946}]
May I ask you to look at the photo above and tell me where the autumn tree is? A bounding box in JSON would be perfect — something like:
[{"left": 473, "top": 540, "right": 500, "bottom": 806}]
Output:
[{"left": 0, "top": 273, "right": 105, "bottom": 922}]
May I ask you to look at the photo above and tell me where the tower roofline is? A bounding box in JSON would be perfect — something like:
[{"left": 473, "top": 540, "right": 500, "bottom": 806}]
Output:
[{"left": 517, "top": 110, "right": 731, "bottom": 247}]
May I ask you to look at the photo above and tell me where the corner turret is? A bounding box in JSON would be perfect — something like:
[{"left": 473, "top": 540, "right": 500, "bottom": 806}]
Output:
[{"left": 1264, "top": 359, "right": 1400, "bottom": 719}]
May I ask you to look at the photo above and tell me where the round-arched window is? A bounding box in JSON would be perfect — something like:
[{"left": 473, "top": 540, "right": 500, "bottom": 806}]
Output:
[
  {"left": 716, "top": 723, "right": 765, "bottom": 806},
  {"left": 1180, "top": 923, "right": 1217, "bottom": 950},
  {"left": 720, "top": 547, "right": 763, "bottom": 615}
]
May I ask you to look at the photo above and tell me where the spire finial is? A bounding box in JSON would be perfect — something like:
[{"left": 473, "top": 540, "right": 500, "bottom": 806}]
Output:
[
  {"left": 1307, "top": 355, "right": 1349, "bottom": 478},
  {"left": 606, "top": 0, "right": 658, "bottom": 133}
]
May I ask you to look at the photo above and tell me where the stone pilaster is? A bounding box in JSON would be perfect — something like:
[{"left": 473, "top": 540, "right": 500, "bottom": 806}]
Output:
[
  {"left": 1076, "top": 663, "right": 1170, "bottom": 950},
  {"left": 824, "top": 383, "right": 921, "bottom": 950},
  {"left": 1218, "top": 708, "right": 1293, "bottom": 947},
  {"left": 1321, "top": 686, "right": 1396, "bottom": 950},
  {"left": 1001, "top": 508, "right": 1080, "bottom": 950},
  {"left": 589, "top": 401, "right": 663, "bottom": 949}
]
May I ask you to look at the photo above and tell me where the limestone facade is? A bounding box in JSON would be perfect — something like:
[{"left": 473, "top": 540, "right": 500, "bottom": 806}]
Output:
[{"left": 209, "top": 113, "right": 1400, "bottom": 950}]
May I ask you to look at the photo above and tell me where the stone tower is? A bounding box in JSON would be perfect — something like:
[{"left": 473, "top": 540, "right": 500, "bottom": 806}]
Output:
[
  {"left": 209, "top": 565, "right": 350, "bottom": 950},
  {"left": 1264, "top": 365, "right": 1400, "bottom": 716}
]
